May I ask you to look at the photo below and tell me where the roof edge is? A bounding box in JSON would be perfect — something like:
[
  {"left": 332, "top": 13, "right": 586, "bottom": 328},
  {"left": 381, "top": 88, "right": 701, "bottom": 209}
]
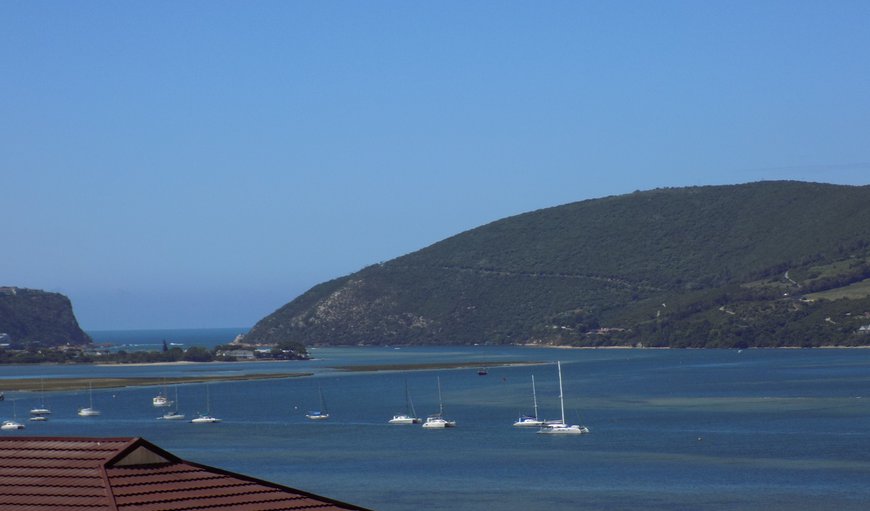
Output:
[{"left": 183, "top": 458, "right": 373, "bottom": 511}]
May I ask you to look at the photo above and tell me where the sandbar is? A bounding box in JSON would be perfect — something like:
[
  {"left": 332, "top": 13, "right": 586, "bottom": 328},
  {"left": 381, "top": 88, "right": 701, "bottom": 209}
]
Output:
[
  {"left": 0, "top": 373, "right": 311, "bottom": 393},
  {"left": 333, "top": 361, "right": 543, "bottom": 372}
]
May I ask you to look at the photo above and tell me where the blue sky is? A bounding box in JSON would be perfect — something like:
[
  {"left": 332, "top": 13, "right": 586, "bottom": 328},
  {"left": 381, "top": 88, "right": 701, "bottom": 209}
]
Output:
[{"left": 2, "top": 1, "right": 869, "bottom": 330}]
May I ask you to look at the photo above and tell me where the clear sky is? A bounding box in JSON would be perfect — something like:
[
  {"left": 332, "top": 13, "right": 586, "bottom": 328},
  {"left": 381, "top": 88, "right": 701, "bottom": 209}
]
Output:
[{"left": 2, "top": 1, "right": 869, "bottom": 330}]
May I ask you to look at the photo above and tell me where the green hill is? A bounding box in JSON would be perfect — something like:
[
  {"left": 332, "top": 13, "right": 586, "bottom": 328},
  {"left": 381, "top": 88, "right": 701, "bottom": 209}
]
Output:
[
  {"left": 246, "top": 181, "right": 870, "bottom": 348},
  {"left": 0, "top": 287, "right": 92, "bottom": 347}
]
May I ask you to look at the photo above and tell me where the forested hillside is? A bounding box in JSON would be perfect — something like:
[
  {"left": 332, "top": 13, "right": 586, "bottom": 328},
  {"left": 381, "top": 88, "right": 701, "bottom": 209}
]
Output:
[{"left": 247, "top": 181, "right": 870, "bottom": 348}]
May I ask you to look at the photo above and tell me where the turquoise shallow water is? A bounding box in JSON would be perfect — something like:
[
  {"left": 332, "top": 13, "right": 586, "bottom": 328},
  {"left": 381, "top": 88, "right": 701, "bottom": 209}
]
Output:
[{"left": 2, "top": 337, "right": 870, "bottom": 510}]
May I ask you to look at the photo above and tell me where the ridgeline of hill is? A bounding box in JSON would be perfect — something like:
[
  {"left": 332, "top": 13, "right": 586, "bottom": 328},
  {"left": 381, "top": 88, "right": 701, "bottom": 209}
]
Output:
[
  {"left": 248, "top": 181, "right": 870, "bottom": 348},
  {"left": 0, "top": 287, "right": 92, "bottom": 346}
]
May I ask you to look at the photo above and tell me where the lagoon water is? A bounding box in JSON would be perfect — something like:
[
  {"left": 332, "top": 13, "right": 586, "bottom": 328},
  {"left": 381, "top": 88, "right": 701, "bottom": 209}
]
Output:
[{"left": 3, "top": 332, "right": 870, "bottom": 510}]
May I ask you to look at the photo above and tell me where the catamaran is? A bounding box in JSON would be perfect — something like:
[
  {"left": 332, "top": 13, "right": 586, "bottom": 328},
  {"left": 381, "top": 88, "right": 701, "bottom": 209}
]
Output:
[
  {"left": 2, "top": 400, "right": 25, "bottom": 430},
  {"left": 513, "top": 374, "right": 546, "bottom": 427},
  {"left": 30, "top": 379, "right": 51, "bottom": 418},
  {"left": 306, "top": 386, "right": 330, "bottom": 420},
  {"left": 1, "top": 420, "right": 25, "bottom": 430},
  {"left": 422, "top": 376, "right": 456, "bottom": 429},
  {"left": 191, "top": 384, "right": 221, "bottom": 424},
  {"left": 389, "top": 380, "right": 422, "bottom": 424},
  {"left": 158, "top": 386, "right": 185, "bottom": 420},
  {"left": 537, "top": 361, "right": 589, "bottom": 435},
  {"left": 77, "top": 382, "right": 101, "bottom": 417}
]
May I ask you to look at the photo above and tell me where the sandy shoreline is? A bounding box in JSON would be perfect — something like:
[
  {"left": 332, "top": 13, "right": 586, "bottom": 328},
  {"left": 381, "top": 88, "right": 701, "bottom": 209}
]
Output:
[
  {"left": 92, "top": 359, "right": 296, "bottom": 367},
  {"left": 0, "top": 373, "right": 311, "bottom": 393}
]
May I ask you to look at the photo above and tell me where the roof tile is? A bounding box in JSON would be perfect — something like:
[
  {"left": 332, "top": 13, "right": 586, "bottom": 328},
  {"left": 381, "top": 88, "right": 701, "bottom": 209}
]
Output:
[{"left": 0, "top": 437, "right": 368, "bottom": 511}]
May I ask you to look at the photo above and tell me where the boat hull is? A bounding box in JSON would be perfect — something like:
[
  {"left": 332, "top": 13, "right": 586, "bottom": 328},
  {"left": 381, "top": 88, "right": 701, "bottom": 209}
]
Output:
[
  {"left": 537, "top": 424, "right": 589, "bottom": 435},
  {"left": 422, "top": 417, "right": 456, "bottom": 428},
  {"left": 191, "top": 416, "right": 221, "bottom": 423},
  {"left": 389, "top": 415, "right": 422, "bottom": 424},
  {"left": 513, "top": 417, "right": 545, "bottom": 427}
]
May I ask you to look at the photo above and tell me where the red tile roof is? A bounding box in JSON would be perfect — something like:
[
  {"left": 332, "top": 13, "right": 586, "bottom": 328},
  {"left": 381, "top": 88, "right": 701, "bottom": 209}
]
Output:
[{"left": 0, "top": 437, "right": 368, "bottom": 511}]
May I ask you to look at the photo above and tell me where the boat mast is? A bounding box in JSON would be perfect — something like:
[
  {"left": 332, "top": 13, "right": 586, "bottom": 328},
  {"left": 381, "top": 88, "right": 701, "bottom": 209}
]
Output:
[
  {"left": 436, "top": 376, "right": 444, "bottom": 416},
  {"left": 405, "top": 380, "right": 417, "bottom": 417},
  {"left": 38, "top": 378, "right": 48, "bottom": 408},
  {"left": 532, "top": 375, "right": 539, "bottom": 419},
  {"left": 319, "top": 386, "right": 327, "bottom": 414},
  {"left": 556, "top": 360, "right": 565, "bottom": 425}
]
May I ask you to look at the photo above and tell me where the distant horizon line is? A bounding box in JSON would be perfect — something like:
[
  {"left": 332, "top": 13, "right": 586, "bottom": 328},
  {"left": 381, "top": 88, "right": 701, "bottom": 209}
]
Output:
[{"left": 86, "top": 326, "right": 251, "bottom": 333}]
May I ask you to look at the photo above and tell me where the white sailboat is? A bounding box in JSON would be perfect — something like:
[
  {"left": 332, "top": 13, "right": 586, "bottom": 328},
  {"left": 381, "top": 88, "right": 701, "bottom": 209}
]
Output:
[
  {"left": 30, "top": 379, "right": 51, "bottom": 418},
  {"left": 389, "top": 380, "right": 422, "bottom": 424},
  {"left": 158, "top": 386, "right": 185, "bottom": 420},
  {"left": 306, "top": 386, "right": 329, "bottom": 420},
  {"left": 2, "top": 400, "right": 25, "bottom": 430},
  {"left": 190, "top": 384, "right": 220, "bottom": 424},
  {"left": 537, "top": 361, "right": 589, "bottom": 435},
  {"left": 422, "top": 376, "right": 456, "bottom": 429},
  {"left": 77, "top": 382, "right": 101, "bottom": 417},
  {"left": 513, "top": 374, "right": 546, "bottom": 427}
]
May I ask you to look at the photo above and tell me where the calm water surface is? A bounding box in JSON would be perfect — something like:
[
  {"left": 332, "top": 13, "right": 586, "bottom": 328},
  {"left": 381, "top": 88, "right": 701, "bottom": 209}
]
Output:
[{"left": 2, "top": 338, "right": 869, "bottom": 511}]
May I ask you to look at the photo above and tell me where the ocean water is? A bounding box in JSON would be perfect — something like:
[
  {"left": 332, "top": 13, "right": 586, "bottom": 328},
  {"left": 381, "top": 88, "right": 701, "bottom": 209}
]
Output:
[
  {"left": 2, "top": 336, "right": 870, "bottom": 511},
  {"left": 88, "top": 327, "right": 246, "bottom": 351}
]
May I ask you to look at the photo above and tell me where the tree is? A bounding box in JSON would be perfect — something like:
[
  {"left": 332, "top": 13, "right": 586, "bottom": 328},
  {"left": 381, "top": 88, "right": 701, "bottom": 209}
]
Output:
[{"left": 183, "top": 346, "right": 212, "bottom": 362}]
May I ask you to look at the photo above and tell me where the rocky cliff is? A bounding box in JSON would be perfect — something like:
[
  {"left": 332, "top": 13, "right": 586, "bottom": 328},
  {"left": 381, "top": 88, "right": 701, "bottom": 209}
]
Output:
[{"left": 0, "top": 287, "right": 92, "bottom": 346}]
